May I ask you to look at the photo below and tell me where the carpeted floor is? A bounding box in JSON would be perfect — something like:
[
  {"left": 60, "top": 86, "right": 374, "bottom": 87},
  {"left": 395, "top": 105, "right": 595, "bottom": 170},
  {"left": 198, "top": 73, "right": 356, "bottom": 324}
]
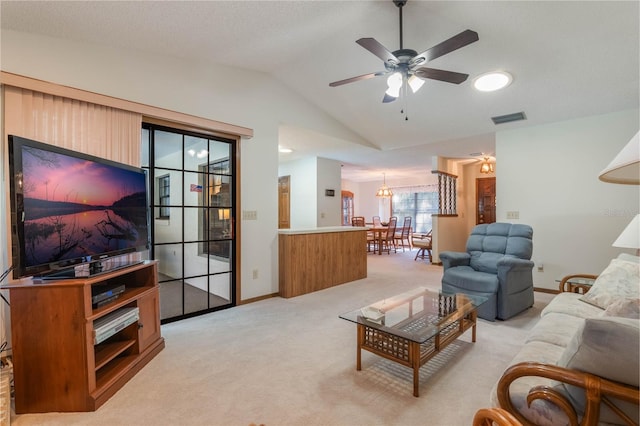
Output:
[{"left": 11, "top": 249, "right": 554, "bottom": 426}]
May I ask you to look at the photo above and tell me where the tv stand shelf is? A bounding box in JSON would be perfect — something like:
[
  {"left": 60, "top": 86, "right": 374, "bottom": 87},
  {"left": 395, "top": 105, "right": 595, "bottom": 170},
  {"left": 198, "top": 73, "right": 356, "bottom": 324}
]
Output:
[{"left": 2, "top": 260, "right": 164, "bottom": 413}]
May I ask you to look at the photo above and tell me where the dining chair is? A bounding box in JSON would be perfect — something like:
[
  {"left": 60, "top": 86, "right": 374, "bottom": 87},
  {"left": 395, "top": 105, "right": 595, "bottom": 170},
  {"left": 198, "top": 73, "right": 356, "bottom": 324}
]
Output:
[
  {"left": 372, "top": 216, "right": 382, "bottom": 227},
  {"left": 351, "top": 216, "right": 365, "bottom": 227},
  {"left": 394, "top": 216, "right": 412, "bottom": 251},
  {"left": 380, "top": 217, "right": 397, "bottom": 254}
]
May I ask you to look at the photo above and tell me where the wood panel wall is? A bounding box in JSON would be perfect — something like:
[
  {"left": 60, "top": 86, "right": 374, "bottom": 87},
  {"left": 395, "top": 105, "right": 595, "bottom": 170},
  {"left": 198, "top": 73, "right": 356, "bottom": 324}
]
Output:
[{"left": 278, "top": 230, "right": 367, "bottom": 298}]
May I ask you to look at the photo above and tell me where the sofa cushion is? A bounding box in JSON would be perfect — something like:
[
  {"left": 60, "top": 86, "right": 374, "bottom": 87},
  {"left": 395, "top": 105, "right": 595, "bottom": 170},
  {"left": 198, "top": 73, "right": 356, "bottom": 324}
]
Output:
[
  {"left": 526, "top": 313, "right": 585, "bottom": 348},
  {"left": 558, "top": 316, "right": 640, "bottom": 424},
  {"left": 491, "top": 341, "right": 570, "bottom": 426},
  {"left": 541, "top": 292, "right": 603, "bottom": 319},
  {"left": 580, "top": 258, "right": 640, "bottom": 309}
]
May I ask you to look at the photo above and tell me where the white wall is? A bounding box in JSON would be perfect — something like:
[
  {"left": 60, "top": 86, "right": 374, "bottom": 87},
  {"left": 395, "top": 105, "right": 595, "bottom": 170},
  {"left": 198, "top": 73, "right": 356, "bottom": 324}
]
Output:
[
  {"left": 497, "top": 109, "right": 639, "bottom": 290},
  {"left": 316, "top": 157, "right": 342, "bottom": 227},
  {"left": 279, "top": 156, "right": 342, "bottom": 228},
  {"left": 0, "top": 29, "right": 364, "bottom": 304},
  {"left": 279, "top": 157, "right": 317, "bottom": 229}
]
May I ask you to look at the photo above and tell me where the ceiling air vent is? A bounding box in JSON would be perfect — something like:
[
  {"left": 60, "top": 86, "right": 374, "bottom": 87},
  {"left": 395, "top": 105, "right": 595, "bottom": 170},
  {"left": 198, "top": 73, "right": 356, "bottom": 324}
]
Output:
[{"left": 491, "top": 111, "right": 527, "bottom": 125}]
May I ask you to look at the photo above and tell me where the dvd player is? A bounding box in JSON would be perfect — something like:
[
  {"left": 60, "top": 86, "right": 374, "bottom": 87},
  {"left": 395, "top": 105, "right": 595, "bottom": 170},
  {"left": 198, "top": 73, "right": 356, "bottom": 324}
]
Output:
[
  {"left": 91, "top": 283, "right": 125, "bottom": 307},
  {"left": 93, "top": 307, "right": 139, "bottom": 345}
]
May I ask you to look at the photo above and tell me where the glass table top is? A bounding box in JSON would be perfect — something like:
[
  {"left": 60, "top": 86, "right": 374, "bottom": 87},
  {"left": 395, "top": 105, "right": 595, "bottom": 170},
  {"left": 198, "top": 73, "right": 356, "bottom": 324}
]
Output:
[
  {"left": 339, "top": 287, "right": 488, "bottom": 344},
  {"left": 555, "top": 277, "right": 596, "bottom": 286}
]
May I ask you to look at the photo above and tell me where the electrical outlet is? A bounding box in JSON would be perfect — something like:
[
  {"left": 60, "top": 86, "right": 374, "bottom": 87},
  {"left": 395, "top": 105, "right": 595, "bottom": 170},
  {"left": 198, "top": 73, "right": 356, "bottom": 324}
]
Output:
[
  {"left": 537, "top": 264, "right": 544, "bottom": 272},
  {"left": 252, "top": 269, "right": 258, "bottom": 279}
]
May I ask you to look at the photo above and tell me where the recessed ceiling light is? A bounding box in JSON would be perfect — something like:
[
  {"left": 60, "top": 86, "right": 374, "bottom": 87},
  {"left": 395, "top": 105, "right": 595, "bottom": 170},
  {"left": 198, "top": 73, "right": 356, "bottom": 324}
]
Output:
[
  {"left": 278, "top": 146, "right": 293, "bottom": 153},
  {"left": 473, "top": 71, "right": 513, "bottom": 92}
]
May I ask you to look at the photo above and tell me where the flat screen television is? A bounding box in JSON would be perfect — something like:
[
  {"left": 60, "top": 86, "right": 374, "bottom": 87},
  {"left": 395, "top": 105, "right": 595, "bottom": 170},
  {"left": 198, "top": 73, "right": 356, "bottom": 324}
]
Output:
[{"left": 8, "top": 135, "right": 150, "bottom": 280}]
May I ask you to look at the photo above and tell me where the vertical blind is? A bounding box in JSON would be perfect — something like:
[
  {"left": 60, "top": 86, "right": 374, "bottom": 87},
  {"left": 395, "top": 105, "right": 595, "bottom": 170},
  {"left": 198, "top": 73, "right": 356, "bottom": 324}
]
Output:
[{"left": 3, "top": 86, "right": 141, "bottom": 166}]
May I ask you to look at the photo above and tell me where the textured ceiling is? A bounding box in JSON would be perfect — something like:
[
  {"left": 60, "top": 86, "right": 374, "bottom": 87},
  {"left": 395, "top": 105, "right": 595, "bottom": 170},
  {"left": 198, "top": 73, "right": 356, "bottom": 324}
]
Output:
[{"left": 2, "top": 1, "right": 638, "bottom": 181}]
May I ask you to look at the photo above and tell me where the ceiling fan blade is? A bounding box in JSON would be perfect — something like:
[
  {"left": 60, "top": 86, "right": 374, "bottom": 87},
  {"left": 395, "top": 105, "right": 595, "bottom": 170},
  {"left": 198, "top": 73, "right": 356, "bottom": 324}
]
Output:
[
  {"left": 409, "top": 29, "right": 479, "bottom": 67},
  {"left": 382, "top": 93, "right": 397, "bottom": 103},
  {"left": 414, "top": 67, "right": 469, "bottom": 84},
  {"left": 329, "top": 71, "right": 386, "bottom": 87},
  {"left": 356, "top": 38, "right": 400, "bottom": 65}
]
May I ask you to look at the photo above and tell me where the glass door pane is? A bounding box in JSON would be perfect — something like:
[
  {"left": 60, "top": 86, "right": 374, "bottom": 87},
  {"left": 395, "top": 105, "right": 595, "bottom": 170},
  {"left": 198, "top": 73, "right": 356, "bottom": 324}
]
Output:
[{"left": 143, "top": 124, "right": 236, "bottom": 323}]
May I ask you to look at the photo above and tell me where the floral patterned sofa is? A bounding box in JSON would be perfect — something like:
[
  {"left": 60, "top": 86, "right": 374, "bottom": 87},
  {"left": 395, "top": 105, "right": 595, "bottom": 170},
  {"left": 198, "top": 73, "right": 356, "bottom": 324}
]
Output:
[{"left": 491, "top": 253, "right": 640, "bottom": 425}]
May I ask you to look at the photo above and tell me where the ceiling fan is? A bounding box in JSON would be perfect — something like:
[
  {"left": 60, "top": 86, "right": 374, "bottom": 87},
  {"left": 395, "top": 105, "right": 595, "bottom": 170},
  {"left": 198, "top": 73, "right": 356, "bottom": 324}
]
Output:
[{"left": 329, "top": 0, "right": 479, "bottom": 104}]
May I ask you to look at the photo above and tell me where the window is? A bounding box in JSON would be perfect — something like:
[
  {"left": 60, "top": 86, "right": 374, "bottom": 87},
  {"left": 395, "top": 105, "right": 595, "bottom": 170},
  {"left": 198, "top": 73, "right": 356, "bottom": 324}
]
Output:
[
  {"left": 157, "top": 175, "right": 170, "bottom": 219},
  {"left": 391, "top": 186, "right": 439, "bottom": 234}
]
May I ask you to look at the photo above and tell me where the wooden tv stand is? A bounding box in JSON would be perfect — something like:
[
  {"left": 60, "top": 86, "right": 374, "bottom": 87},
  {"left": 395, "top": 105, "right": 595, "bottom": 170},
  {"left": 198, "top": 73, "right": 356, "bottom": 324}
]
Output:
[{"left": 3, "top": 260, "right": 165, "bottom": 413}]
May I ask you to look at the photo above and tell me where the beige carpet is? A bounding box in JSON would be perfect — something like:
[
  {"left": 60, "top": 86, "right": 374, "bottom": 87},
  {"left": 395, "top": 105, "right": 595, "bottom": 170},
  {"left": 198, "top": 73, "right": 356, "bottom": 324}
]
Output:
[{"left": 11, "top": 250, "right": 553, "bottom": 426}]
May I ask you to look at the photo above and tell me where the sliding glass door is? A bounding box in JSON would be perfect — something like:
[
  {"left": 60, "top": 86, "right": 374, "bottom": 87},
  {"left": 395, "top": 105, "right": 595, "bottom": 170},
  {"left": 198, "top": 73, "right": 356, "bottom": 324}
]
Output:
[{"left": 142, "top": 124, "right": 236, "bottom": 323}]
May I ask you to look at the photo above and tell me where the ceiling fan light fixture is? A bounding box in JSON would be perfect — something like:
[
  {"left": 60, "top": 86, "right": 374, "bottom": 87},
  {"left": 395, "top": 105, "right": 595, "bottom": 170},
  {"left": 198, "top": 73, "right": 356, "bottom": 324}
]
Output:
[
  {"left": 385, "top": 72, "right": 403, "bottom": 97},
  {"left": 408, "top": 75, "right": 425, "bottom": 93},
  {"left": 474, "top": 71, "right": 512, "bottom": 92},
  {"left": 385, "top": 87, "right": 401, "bottom": 98},
  {"left": 387, "top": 72, "right": 403, "bottom": 88}
]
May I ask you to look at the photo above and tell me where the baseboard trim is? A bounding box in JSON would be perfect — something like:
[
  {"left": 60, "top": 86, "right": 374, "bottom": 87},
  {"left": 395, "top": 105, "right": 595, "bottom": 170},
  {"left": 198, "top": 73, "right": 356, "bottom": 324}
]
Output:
[
  {"left": 239, "top": 292, "right": 279, "bottom": 305},
  {"left": 534, "top": 286, "right": 559, "bottom": 294}
]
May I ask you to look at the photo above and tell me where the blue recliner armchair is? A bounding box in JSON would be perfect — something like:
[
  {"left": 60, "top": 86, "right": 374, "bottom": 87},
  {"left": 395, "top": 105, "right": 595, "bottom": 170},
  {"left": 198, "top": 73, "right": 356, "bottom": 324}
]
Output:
[{"left": 440, "top": 223, "right": 534, "bottom": 321}]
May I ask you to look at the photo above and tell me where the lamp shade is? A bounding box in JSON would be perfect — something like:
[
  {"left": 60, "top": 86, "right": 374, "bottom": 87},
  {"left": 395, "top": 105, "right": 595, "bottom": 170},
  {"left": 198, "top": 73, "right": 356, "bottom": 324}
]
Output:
[
  {"left": 376, "top": 173, "right": 393, "bottom": 198},
  {"left": 613, "top": 214, "right": 640, "bottom": 250},
  {"left": 599, "top": 131, "right": 640, "bottom": 184}
]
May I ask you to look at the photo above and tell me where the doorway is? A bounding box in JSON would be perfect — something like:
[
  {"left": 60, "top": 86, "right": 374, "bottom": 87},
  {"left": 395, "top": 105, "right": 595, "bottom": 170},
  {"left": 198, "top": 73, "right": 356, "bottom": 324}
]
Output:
[
  {"left": 476, "top": 177, "right": 496, "bottom": 224},
  {"left": 142, "top": 124, "right": 237, "bottom": 323}
]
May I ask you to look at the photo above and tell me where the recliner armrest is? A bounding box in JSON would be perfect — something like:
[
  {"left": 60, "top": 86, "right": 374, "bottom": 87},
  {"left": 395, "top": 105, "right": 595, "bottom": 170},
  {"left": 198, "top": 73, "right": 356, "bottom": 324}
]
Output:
[
  {"left": 497, "top": 257, "right": 534, "bottom": 271},
  {"left": 440, "top": 251, "right": 471, "bottom": 270}
]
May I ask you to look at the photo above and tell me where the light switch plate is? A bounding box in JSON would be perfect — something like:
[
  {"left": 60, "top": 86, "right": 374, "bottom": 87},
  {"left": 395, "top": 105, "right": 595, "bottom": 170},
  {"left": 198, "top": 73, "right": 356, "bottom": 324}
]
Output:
[{"left": 506, "top": 211, "right": 519, "bottom": 219}]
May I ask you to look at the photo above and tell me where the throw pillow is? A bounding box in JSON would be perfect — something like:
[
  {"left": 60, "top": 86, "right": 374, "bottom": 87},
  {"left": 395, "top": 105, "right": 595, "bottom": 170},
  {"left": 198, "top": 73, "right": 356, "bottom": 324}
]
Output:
[
  {"left": 558, "top": 316, "right": 640, "bottom": 424},
  {"left": 580, "top": 258, "right": 640, "bottom": 309},
  {"left": 601, "top": 297, "right": 640, "bottom": 319}
]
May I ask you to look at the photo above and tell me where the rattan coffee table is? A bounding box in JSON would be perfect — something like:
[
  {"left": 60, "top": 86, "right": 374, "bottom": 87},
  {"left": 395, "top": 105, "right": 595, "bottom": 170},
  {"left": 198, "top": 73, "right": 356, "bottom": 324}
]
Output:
[{"left": 339, "top": 287, "right": 487, "bottom": 397}]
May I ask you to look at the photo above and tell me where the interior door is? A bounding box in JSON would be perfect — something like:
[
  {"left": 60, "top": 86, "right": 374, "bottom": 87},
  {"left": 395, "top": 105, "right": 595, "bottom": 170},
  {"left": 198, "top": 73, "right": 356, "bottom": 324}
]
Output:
[
  {"left": 278, "top": 176, "right": 290, "bottom": 229},
  {"left": 476, "top": 177, "right": 496, "bottom": 224}
]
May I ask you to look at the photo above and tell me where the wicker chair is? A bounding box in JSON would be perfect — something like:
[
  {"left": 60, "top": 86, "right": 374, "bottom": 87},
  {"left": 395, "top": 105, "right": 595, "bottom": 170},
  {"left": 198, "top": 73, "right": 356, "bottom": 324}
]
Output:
[
  {"left": 497, "top": 362, "right": 640, "bottom": 426},
  {"left": 473, "top": 408, "right": 522, "bottom": 426},
  {"left": 412, "top": 230, "right": 432, "bottom": 262}
]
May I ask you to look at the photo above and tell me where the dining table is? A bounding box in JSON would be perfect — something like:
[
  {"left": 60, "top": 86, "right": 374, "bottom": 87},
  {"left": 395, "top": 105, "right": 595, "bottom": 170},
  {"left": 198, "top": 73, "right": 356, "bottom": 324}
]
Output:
[{"left": 367, "top": 225, "right": 388, "bottom": 255}]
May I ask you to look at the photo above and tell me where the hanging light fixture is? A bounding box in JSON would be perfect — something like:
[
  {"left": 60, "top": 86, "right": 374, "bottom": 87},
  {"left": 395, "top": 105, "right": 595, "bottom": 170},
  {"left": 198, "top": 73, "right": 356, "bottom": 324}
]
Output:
[
  {"left": 376, "top": 173, "right": 393, "bottom": 197},
  {"left": 480, "top": 157, "right": 494, "bottom": 174},
  {"left": 408, "top": 74, "right": 425, "bottom": 93},
  {"left": 385, "top": 72, "right": 403, "bottom": 99}
]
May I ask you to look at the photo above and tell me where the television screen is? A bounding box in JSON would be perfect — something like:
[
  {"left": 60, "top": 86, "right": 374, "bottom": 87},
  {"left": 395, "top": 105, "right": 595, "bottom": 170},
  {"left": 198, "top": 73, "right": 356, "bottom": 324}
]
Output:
[{"left": 8, "top": 135, "right": 150, "bottom": 279}]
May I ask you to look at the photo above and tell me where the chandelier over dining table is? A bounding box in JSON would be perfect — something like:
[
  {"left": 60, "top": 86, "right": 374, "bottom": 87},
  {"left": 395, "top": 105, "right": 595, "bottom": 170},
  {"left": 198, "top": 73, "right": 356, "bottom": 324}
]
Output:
[{"left": 376, "top": 172, "right": 393, "bottom": 197}]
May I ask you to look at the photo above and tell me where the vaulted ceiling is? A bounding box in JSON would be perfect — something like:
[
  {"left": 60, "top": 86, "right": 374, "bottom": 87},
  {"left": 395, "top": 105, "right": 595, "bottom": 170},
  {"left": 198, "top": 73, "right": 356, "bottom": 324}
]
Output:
[{"left": 2, "top": 1, "right": 638, "bottom": 181}]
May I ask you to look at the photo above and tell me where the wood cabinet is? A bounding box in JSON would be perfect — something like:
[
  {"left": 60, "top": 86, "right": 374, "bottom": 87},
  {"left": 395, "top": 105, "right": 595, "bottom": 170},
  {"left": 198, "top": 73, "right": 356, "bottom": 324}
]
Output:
[{"left": 3, "top": 261, "right": 164, "bottom": 413}]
